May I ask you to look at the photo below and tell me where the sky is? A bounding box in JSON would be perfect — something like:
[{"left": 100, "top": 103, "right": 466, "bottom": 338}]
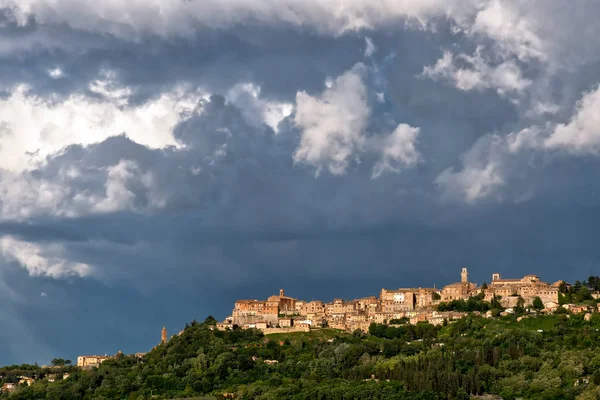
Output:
[{"left": 1, "top": 0, "right": 600, "bottom": 365}]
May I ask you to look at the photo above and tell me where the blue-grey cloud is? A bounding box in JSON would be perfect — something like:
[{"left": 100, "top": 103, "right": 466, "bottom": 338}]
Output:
[{"left": 2, "top": 0, "right": 600, "bottom": 366}]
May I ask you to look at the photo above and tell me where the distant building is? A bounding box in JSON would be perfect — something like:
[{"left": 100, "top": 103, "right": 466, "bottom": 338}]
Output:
[
  {"left": 268, "top": 289, "right": 297, "bottom": 315},
  {"left": 223, "top": 267, "right": 565, "bottom": 334},
  {"left": 441, "top": 268, "right": 477, "bottom": 301},
  {"left": 161, "top": 326, "right": 167, "bottom": 344},
  {"left": 77, "top": 355, "right": 111, "bottom": 368},
  {"left": 2, "top": 383, "right": 17, "bottom": 393},
  {"left": 232, "top": 288, "right": 298, "bottom": 325},
  {"left": 18, "top": 376, "right": 35, "bottom": 386},
  {"left": 485, "top": 273, "right": 559, "bottom": 305}
]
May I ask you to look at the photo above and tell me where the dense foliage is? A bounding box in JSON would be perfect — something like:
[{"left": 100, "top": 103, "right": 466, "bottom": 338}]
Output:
[
  {"left": 559, "top": 277, "right": 600, "bottom": 306},
  {"left": 436, "top": 292, "right": 500, "bottom": 313},
  {"left": 4, "top": 313, "right": 600, "bottom": 399}
]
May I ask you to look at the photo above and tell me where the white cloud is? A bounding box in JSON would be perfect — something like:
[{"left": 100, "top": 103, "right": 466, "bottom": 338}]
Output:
[
  {"left": 225, "top": 83, "right": 293, "bottom": 133},
  {"left": 88, "top": 69, "right": 133, "bottom": 107},
  {"left": 371, "top": 124, "right": 420, "bottom": 178},
  {"left": 528, "top": 102, "right": 560, "bottom": 117},
  {"left": 469, "top": 0, "right": 545, "bottom": 61},
  {"left": 435, "top": 82, "right": 600, "bottom": 204},
  {"left": 7, "top": 0, "right": 472, "bottom": 39},
  {"left": 6, "top": 1, "right": 600, "bottom": 80},
  {"left": 0, "top": 78, "right": 205, "bottom": 173},
  {"left": 48, "top": 68, "right": 62, "bottom": 79},
  {"left": 293, "top": 64, "right": 370, "bottom": 175},
  {"left": 0, "top": 235, "right": 93, "bottom": 279},
  {"left": 0, "top": 170, "right": 72, "bottom": 220},
  {"left": 364, "top": 37, "right": 376, "bottom": 57},
  {"left": 40, "top": 292, "right": 47, "bottom": 297},
  {"left": 422, "top": 48, "right": 531, "bottom": 95},
  {"left": 294, "top": 64, "right": 421, "bottom": 176},
  {"left": 435, "top": 135, "right": 506, "bottom": 203},
  {"left": 488, "top": 84, "right": 600, "bottom": 157},
  {"left": 544, "top": 85, "right": 600, "bottom": 154},
  {"left": 0, "top": 160, "right": 161, "bottom": 221},
  {"left": 94, "top": 160, "right": 144, "bottom": 213},
  {"left": 506, "top": 127, "right": 543, "bottom": 153}
]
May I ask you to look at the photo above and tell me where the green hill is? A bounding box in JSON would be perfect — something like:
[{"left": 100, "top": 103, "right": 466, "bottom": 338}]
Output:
[{"left": 4, "top": 314, "right": 600, "bottom": 399}]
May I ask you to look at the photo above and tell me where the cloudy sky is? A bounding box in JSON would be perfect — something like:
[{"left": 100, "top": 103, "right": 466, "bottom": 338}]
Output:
[{"left": 1, "top": 0, "right": 600, "bottom": 364}]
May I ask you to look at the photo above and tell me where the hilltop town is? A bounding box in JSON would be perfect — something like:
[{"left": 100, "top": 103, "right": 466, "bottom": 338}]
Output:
[
  {"left": 3, "top": 268, "right": 600, "bottom": 397},
  {"left": 1, "top": 268, "right": 596, "bottom": 392},
  {"left": 218, "top": 268, "right": 571, "bottom": 333}
]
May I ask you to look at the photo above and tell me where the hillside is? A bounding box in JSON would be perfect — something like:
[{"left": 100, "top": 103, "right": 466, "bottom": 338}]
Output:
[{"left": 3, "top": 314, "right": 600, "bottom": 399}]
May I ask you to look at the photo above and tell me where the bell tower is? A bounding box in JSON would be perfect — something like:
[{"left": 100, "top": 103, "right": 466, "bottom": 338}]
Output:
[
  {"left": 461, "top": 268, "right": 469, "bottom": 283},
  {"left": 279, "top": 288, "right": 285, "bottom": 297},
  {"left": 161, "top": 326, "right": 167, "bottom": 344}
]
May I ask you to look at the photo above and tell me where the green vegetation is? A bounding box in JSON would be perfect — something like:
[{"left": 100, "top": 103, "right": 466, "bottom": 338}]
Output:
[
  {"left": 4, "top": 313, "right": 600, "bottom": 399},
  {"left": 559, "top": 276, "right": 600, "bottom": 306},
  {"left": 436, "top": 292, "right": 500, "bottom": 313}
]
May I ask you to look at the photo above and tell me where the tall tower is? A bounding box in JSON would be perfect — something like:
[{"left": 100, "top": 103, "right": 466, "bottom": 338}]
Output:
[
  {"left": 161, "top": 326, "right": 167, "bottom": 344},
  {"left": 279, "top": 288, "right": 285, "bottom": 297},
  {"left": 461, "top": 268, "right": 469, "bottom": 283}
]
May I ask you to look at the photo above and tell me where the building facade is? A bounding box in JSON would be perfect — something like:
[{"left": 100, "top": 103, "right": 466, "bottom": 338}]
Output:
[
  {"left": 76, "top": 355, "right": 111, "bottom": 368},
  {"left": 223, "top": 268, "right": 565, "bottom": 334}
]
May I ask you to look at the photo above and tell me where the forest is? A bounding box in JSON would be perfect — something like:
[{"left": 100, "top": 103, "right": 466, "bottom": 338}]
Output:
[{"left": 3, "top": 310, "right": 600, "bottom": 400}]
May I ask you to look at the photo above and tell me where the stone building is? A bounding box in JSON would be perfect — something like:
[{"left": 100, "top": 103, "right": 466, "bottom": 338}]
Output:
[
  {"left": 380, "top": 288, "right": 417, "bottom": 311},
  {"left": 441, "top": 268, "right": 478, "bottom": 301},
  {"left": 326, "top": 299, "right": 357, "bottom": 315},
  {"left": 225, "top": 267, "right": 562, "bottom": 334},
  {"left": 415, "top": 288, "right": 441, "bottom": 308},
  {"left": 294, "top": 300, "right": 305, "bottom": 313},
  {"left": 76, "top": 355, "right": 111, "bottom": 368},
  {"left": 267, "top": 289, "right": 297, "bottom": 315},
  {"left": 484, "top": 273, "right": 559, "bottom": 305},
  {"left": 232, "top": 299, "right": 278, "bottom": 325},
  {"left": 380, "top": 287, "right": 440, "bottom": 311},
  {"left": 232, "top": 289, "right": 297, "bottom": 325},
  {"left": 301, "top": 300, "right": 326, "bottom": 315},
  {"left": 355, "top": 297, "right": 379, "bottom": 314}
]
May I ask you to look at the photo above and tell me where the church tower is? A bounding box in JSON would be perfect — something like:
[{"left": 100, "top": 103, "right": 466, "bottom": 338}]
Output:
[
  {"left": 161, "top": 326, "right": 167, "bottom": 344},
  {"left": 461, "top": 268, "right": 469, "bottom": 283}
]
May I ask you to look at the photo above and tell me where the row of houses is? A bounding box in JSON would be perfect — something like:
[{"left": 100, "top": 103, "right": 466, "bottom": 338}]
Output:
[{"left": 222, "top": 268, "right": 566, "bottom": 333}]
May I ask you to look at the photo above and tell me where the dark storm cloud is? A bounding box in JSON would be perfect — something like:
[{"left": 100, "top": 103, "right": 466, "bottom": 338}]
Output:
[
  {"left": 0, "top": 10, "right": 471, "bottom": 104},
  {"left": 3, "top": 0, "right": 600, "bottom": 365}
]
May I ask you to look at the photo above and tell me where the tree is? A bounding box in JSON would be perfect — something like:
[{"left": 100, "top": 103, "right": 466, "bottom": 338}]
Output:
[
  {"left": 456, "top": 388, "right": 470, "bottom": 400},
  {"left": 204, "top": 316, "right": 217, "bottom": 325},
  {"left": 588, "top": 276, "right": 600, "bottom": 292},
  {"left": 491, "top": 295, "right": 503, "bottom": 310},
  {"left": 532, "top": 297, "right": 544, "bottom": 310},
  {"left": 559, "top": 281, "right": 568, "bottom": 294},
  {"left": 514, "top": 297, "right": 525, "bottom": 314},
  {"left": 576, "top": 286, "right": 593, "bottom": 302},
  {"left": 51, "top": 358, "right": 66, "bottom": 367},
  {"left": 481, "top": 282, "right": 488, "bottom": 290}
]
